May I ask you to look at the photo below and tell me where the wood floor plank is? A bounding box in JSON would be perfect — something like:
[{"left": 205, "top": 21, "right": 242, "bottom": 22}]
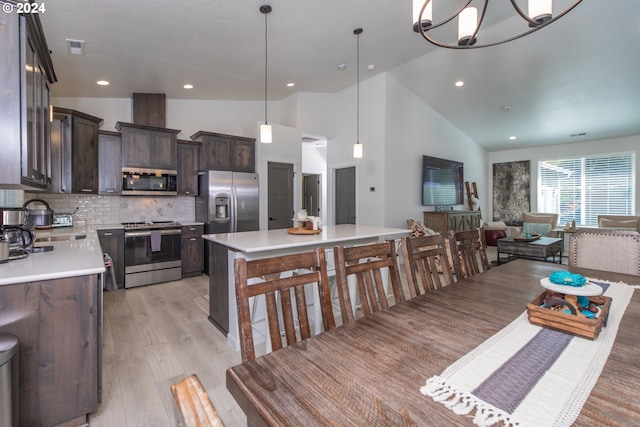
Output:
[{"left": 91, "top": 276, "right": 246, "bottom": 426}]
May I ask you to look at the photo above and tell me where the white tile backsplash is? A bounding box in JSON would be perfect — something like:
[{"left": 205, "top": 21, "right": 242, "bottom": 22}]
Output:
[{"left": 24, "top": 193, "right": 195, "bottom": 226}]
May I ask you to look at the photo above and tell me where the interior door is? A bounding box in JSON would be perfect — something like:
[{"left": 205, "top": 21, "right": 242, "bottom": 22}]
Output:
[
  {"left": 335, "top": 167, "right": 356, "bottom": 224},
  {"left": 268, "top": 162, "right": 294, "bottom": 230},
  {"left": 303, "top": 173, "right": 321, "bottom": 217}
]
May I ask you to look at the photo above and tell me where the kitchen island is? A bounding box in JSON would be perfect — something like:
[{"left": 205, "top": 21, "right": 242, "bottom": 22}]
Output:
[
  {"left": 202, "top": 224, "right": 409, "bottom": 351},
  {"left": 0, "top": 227, "right": 105, "bottom": 427}
]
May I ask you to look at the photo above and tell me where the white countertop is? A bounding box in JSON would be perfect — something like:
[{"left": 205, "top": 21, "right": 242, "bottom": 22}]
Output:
[
  {"left": 202, "top": 224, "right": 410, "bottom": 253},
  {"left": 0, "top": 227, "right": 106, "bottom": 286}
]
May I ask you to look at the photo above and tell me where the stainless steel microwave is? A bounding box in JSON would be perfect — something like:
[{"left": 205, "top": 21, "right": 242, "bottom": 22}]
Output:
[{"left": 121, "top": 167, "right": 178, "bottom": 196}]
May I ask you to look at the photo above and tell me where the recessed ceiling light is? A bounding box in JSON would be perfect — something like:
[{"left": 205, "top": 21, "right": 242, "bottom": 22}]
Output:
[
  {"left": 183, "top": 84, "right": 194, "bottom": 89},
  {"left": 500, "top": 105, "right": 511, "bottom": 112},
  {"left": 96, "top": 80, "right": 109, "bottom": 86},
  {"left": 286, "top": 82, "right": 295, "bottom": 87},
  {"left": 509, "top": 136, "right": 517, "bottom": 140},
  {"left": 367, "top": 64, "right": 375, "bottom": 71},
  {"left": 337, "top": 63, "right": 347, "bottom": 71},
  {"left": 455, "top": 81, "right": 464, "bottom": 87}
]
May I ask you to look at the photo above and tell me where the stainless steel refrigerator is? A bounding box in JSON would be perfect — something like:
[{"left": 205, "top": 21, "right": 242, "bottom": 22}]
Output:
[
  {"left": 196, "top": 170, "right": 259, "bottom": 277},
  {"left": 196, "top": 170, "right": 259, "bottom": 234}
]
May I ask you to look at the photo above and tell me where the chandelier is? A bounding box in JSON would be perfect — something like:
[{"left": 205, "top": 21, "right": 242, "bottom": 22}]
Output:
[{"left": 412, "top": 0, "right": 583, "bottom": 49}]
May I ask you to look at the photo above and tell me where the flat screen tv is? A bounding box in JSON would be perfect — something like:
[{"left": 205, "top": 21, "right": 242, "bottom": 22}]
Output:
[{"left": 421, "top": 155, "right": 464, "bottom": 206}]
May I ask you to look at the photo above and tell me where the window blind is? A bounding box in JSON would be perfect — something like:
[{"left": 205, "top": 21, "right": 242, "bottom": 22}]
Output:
[{"left": 538, "top": 152, "right": 635, "bottom": 227}]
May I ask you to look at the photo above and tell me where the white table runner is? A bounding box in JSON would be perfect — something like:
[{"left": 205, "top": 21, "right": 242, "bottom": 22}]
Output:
[{"left": 421, "top": 279, "right": 636, "bottom": 427}]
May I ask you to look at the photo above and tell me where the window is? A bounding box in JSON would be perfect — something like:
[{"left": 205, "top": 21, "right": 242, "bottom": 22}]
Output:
[{"left": 538, "top": 152, "right": 635, "bottom": 227}]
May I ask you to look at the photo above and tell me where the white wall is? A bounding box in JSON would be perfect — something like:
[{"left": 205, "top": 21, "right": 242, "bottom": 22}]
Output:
[
  {"left": 487, "top": 135, "right": 640, "bottom": 221},
  {"left": 384, "top": 74, "right": 488, "bottom": 229}
]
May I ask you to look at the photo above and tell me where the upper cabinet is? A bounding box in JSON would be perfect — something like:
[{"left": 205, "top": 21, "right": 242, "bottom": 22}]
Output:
[
  {"left": 177, "top": 140, "right": 200, "bottom": 196},
  {"left": 0, "top": 7, "right": 56, "bottom": 189},
  {"left": 50, "top": 107, "right": 103, "bottom": 194},
  {"left": 191, "top": 131, "right": 256, "bottom": 173},
  {"left": 116, "top": 122, "right": 180, "bottom": 170},
  {"left": 98, "top": 130, "right": 123, "bottom": 195}
]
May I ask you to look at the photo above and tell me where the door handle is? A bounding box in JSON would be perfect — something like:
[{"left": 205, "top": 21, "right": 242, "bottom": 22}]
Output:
[{"left": 269, "top": 217, "right": 276, "bottom": 221}]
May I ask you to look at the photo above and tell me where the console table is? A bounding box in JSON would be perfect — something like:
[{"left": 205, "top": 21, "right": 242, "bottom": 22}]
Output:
[{"left": 423, "top": 210, "right": 482, "bottom": 233}]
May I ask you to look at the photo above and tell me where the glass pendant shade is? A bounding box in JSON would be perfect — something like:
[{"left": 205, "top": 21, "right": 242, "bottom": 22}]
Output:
[
  {"left": 353, "top": 142, "right": 363, "bottom": 159},
  {"left": 529, "top": 0, "right": 553, "bottom": 23},
  {"left": 260, "top": 123, "right": 272, "bottom": 144},
  {"left": 458, "top": 7, "right": 478, "bottom": 46},
  {"left": 412, "top": 0, "right": 432, "bottom": 30}
]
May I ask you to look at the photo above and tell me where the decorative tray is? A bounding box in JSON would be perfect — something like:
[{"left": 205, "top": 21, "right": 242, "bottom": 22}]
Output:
[
  {"left": 540, "top": 277, "right": 603, "bottom": 296},
  {"left": 287, "top": 227, "right": 322, "bottom": 235},
  {"left": 513, "top": 234, "right": 541, "bottom": 242}
]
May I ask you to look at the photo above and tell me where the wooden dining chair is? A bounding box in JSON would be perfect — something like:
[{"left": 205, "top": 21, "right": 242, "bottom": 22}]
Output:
[
  {"left": 235, "top": 247, "right": 336, "bottom": 362},
  {"left": 171, "top": 374, "right": 225, "bottom": 427},
  {"left": 449, "top": 228, "right": 490, "bottom": 279},
  {"left": 401, "top": 234, "right": 456, "bottom": 298},
  {"left": 333, "top": 240, "right": 405, "bottom": 324},
  {"left": 569, "top": 228, "right": 640, "bottom": 275}
]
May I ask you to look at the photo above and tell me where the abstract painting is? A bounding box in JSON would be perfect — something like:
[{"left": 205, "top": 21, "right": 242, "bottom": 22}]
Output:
[{"left": 493, "top": 160, "right": 530, "bottom": 225}]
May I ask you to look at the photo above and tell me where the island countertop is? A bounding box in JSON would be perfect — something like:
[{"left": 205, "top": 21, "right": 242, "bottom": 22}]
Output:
[
  {"left": 0, "top": 227, "right": 106, "bottom": 286},
  {"left": 202, "top": 224, "right": 410, "bottom": 253}
]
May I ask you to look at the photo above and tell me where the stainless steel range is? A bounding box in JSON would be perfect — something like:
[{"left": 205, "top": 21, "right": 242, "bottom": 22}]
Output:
[{"left": 122, "top": 220, "right": 182, "bottom": 288}]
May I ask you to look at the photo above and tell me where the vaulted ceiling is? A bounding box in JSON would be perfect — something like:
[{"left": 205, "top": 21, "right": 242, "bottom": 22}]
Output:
[{"left": 40, "top": 0, "right": 640, "bottom": 151}]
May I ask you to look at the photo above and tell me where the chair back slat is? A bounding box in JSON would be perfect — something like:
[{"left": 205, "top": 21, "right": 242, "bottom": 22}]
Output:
[
  {"left": 235, "top": 248, "right": 335, "bottom": 362},
  {"left": 334, "top": 240, "right": 404, "bottom": 324},
  {"left": 401, "top": 234, "right": 455, "bottom": 298},
  {"left": 449, "top": 228, "right": 490, "bottom": 279},
  {"left": 171, "top": 374, "right": 225, "bottom": 427}
]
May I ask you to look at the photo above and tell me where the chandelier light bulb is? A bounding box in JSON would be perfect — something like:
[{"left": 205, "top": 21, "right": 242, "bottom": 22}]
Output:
[
  {"left": 529, "top": 0, "right": 553, "bottom": 25},
  {"left": 412, "top": 0, "right": 432, "bottom": 31},
  {"left": 458, "top": 7, "right": 478, "bottom": 46}
]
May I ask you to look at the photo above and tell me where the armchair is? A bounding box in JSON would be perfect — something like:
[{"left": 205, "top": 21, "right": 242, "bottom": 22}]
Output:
[{"left": 522, "top": 212, "right": 559, "bottom": 237}]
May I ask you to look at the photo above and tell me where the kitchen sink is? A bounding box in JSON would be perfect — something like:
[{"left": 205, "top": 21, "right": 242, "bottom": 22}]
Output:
[{"left": 34, "top": 233, "right": 87, "bottom": 243}]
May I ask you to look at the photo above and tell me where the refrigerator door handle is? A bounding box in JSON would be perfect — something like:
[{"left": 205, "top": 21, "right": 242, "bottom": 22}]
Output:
[{"left": 231, "top": 185, "right": 237, "bottom": 232}]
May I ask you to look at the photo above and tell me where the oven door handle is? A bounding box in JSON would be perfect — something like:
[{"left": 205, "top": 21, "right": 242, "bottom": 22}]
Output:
[{"left": 125, "top": 229, "right": 182, "bottom": 237}]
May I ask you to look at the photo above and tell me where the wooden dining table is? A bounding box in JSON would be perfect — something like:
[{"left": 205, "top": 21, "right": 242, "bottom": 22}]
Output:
[{"left": 226, "top": 259, "right": 640, "bottom": 426}]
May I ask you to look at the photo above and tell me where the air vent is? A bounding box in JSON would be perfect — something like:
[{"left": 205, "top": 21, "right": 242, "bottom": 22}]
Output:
[
  {"left": 66, "top": 39, "right": 85, "bottom": 56},
  {"left": 569, "top": 132, "right": 587, "bottom": 137}
]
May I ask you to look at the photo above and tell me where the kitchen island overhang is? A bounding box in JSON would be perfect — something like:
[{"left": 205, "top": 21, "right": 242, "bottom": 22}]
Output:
[{"left": 202, "top": 224, "right": 410, "bottom": 351}]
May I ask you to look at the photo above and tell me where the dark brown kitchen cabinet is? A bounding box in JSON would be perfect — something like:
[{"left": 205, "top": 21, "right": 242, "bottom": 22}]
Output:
[
  {"left": 190, "top": 131, "right": 255, "bottom": 173},
  {"left": 98, "top": 130, "right": 123, "bottom": 195},
  {"left": 182, "top": 224, "right": 204, "bottom": 277},
  {"left": 116, "top": 122, "right": 180, "bottom": 170},
  {"left": 50, "top": 107, "right": 103, "bottom": 194},
  {"left": 177, "top": 140, "right": 200, "bottom": 196},
  {"left": 0, "top": 7, "right": 56, "bottom": 189},
  {"left": 98, "top": 228, "right": 125, "bottom": 287},
  {"left": 0, "top": 274, "right": 101, "bottom": 427}
]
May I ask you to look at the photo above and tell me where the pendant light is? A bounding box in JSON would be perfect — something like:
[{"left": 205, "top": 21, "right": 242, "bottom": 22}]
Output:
[
  {"left": 353, "top": 28, "right": 363, "bottom": 159},
  {"left": 259, "top": 5, "right": 272, "bottom": 143}
]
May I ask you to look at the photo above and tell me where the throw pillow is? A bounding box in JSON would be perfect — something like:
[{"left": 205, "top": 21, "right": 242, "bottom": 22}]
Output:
[
  {"left": 406, "top": 219, "right": 437, "bottom": 237},
  {"left": 598, "top": 218, "right": 639, "bottom": 230},
  {"left": 521, "top": 222, "right": 552, "bottom": 236}
]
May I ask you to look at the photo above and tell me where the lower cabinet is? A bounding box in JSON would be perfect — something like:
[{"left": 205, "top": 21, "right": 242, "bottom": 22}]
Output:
[
  {"left": 182, "top": 225, "right": 204, "bottom": 277},
  {"left": 98, "top": 228, "right": 125, "bottom": 288},
  {"left": 0, "top": 274, "right": 101, "bottom": 427}
]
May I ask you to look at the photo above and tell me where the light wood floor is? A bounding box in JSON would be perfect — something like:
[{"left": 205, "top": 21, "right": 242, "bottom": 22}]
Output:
[{"left": 90, "top": 275, "right": 246, "bottom": 427}]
